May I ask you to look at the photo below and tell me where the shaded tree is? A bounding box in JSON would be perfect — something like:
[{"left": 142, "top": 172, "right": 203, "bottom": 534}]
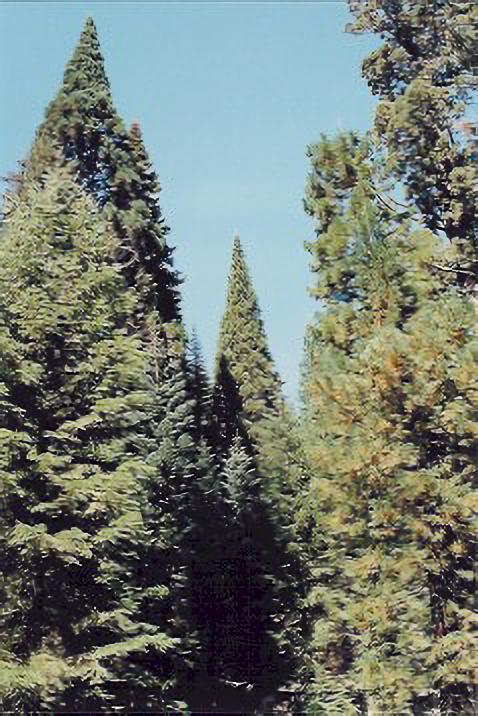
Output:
[{"left": 0, "top": 163, "right": 185, "bottom": 711}]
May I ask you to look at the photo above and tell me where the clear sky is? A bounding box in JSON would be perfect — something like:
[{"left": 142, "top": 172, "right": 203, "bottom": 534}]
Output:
[{"left": 0, "top": 1, "right": 377, "bottom": 402}]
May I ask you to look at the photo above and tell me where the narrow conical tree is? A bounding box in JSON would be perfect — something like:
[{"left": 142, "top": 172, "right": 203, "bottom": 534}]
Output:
[
  {"left": 214, "top": 236, "right": 283, "bottom": 452},
  {"left": 208, "top": 436, "right": 288, "bottom": 710},
  {"left": 212, "top": 237, "right": 306, "bottom": 708},
  {"left": 0, "top": 163, "right": 184, "bottom": 711},
  {"left": 20, "top": 18, "right": 180, "bottom": 321},
  {"left": 186, "top": 331, "right": 215, "bottom": 446}
]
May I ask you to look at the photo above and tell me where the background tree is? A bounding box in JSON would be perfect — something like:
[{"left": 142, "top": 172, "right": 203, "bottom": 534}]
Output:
[
  {"left": 212, "top": 236, "right": 307, "bottom": 708},
  {"left": 214, "top": 235, "right": 283, "bottom": 452},
  {"left": 18, "top": 18, "right": 180, "bottom": 321}
]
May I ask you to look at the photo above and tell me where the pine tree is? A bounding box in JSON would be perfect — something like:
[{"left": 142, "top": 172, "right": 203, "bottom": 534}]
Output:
[
  {"left": 20, "top": 18, "right": 180, "bottom": 321},
  {"left": 0, "top": 163, "right": 185, "bottom": 711},
  {"left": 300, "top": 132, "right": 478, "bottom": 714}
]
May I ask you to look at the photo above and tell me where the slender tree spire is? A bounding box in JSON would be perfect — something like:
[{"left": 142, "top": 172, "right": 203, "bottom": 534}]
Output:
[
  {"left": 214, "top": 235, "right": 283, "bottom": 449},
  {"left": 63, "top": 17, "right": 111, "bottom": 96}
]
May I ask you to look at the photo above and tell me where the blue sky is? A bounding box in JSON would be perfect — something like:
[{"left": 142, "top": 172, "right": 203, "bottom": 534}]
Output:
[{"left": 0, "top": 1, "right": 377, "bottom": 401}]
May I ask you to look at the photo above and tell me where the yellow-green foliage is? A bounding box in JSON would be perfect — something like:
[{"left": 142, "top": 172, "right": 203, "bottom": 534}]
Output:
[{"left": 301, "top": 134, "right": 478, "bottom": 714}]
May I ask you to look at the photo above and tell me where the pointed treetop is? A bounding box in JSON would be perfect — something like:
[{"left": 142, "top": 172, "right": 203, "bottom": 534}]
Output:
[
  {"left": 231, "top": 233, "right": 245, "bottom": 264},
  {"left": 23, "top": 17, "right": 180, "bottom": 323},
  {"left": 25, "top": 19, "right": 180, "bottom": 322},
  {"left": 62, "top": 16, "right": 111, "bottom": 96},
  {"left": 215, "top": 234, "right": 283, "bottom": 442},
  {"left": 189, "top": 327, "right": 203, "bottom": 362},
  {"left": 220, "top": 234, "right": 271, "bottom": 357},
  {"left": 80, "top": 16, "right": 100, "bottom": 45}
]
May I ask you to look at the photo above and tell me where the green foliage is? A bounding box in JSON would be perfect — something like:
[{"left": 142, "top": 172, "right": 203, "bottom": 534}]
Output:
[
  {"left": 214, "top": 236, "right": 284, "bottom": 451},
  {"left": 199, "top": 436, "right": 291, "bottom": 705},
  {"left": 214, "top": 235, "right": 304, "bottom": 516},
  {"left": 347, "top": 0, "right": 478, "bottom": 253},
  {"left": 0, "top": 165, "right": 185, "bottom": 711},
  {"left": 301, "top": 133, "right": 478, "bottom": 714},
  {"left": 4, "top": 7, "right": 476, "bottom": 712},
  {"left": 20, "top": 18, "right": 180, "bottom": 321},
  {"left": 212, "top": 236, "right": 308, "bottom": 707}
]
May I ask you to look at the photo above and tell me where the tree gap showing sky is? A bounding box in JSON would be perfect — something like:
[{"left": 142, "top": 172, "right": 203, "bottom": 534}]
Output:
[{"left": 0, "top": 1, "right": 378, "bottom": 402}]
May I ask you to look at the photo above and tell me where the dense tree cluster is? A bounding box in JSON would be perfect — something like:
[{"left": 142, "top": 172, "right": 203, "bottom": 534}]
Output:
[
  {"left": 0, "top": 19, "right": 301, "bottom": 713},
  {"left": 1, "top": 3, "right": 477, "bottom": 713}
]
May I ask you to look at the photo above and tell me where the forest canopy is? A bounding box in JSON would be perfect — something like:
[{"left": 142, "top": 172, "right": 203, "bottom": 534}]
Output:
[{"left": 0, "top": 2, "right": 477, "bottom": 713}]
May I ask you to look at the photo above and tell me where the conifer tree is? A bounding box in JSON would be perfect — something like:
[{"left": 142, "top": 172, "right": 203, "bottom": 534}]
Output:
[
  {"left": 214, "top": 236, "right": 302, "bottom": 507},
  {"left": 347, "top": 0, "right": 478, "bottom": 258},
  {"left": 301, "top": 132, "right": 478, "bottom": 714},
  {"left": 186, "top": 331, "right": 216, "bottom": 448},
  {"left": 213, "top": 237, "right": 307, "bottom": 707},
  {"left": 207, "top": 436, "right": 289, "bottom": 710},
  {"left": 20, "top": 18, "right": 180, "bottom": 321},
  {"left": 0, "top": 164, "right": 185, "bottom": 711},
  {"left": 214, "top": 236, "right": 283, "bottom": 453}
]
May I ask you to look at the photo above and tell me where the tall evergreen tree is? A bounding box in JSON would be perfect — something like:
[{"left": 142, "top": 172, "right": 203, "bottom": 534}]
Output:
[
  {"left": 18, "top": 18, "right": 180, "bottom": 321},
  {"left": 214, "top": 235, "right": 283, "bottom": 454},
  {"left": 300, "top": 132, "right": 478, "bottom": 714},
  {"left": 0, "top": 164, "right": 185, "bottom": 711},
  {"left": 212, "top": 236, "right": 307, "bottom": 708},
  {"left": 214, "top": 236, "right": 302, "bottom": 509}
]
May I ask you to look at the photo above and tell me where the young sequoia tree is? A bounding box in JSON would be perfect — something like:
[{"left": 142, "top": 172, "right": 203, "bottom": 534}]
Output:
[
  {"left": 214, "top": 236, "right": 283, "bottom": 450},
  {"left": 0, "top": 163, "right": 185, "bottom": 712},
  {"left": 18, "top": 18, "right": 180, "bottom": 321},
  {"left": 211, "top": 237, "right": 307, "bottom": 707},
  {"left": 214, "top": 236, "right": 304, "bottom": 507},
  {"left": 300, "top": 131, "right": 478, "bottom": 714}
]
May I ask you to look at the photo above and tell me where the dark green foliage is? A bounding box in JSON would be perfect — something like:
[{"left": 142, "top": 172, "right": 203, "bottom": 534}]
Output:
[
  {"left": 212, "top": 236, "right": 308, "bottom": 708},
  {"left": 188, "top": 436, "right": 292, "bottom": 712},
  {"left": 0, "top": 165, "right": 183, "bottom": 711},
  {"left": 186, "top": 331, "right": 216, "bottom": 448},
  {"left": 214, "top": 236, "right": 284, "bottom": 453},
  {"left": 22, "top": 18, "right": 180, "bottom": 321}
]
